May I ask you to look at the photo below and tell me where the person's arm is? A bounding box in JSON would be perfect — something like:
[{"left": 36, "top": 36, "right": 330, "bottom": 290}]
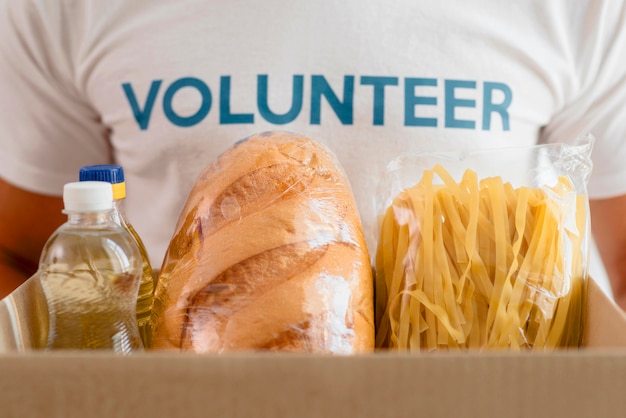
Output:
[
  {"left": 589, "top": 195, "right": 626, "bottom": 310},
  {"left": 0, "top": 178, "right": 65, "bottom": 298}
]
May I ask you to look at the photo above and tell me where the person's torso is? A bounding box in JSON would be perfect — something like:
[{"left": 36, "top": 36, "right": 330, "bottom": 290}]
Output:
[{"left": 65, "top": 0, "right": 596, "bottom": 265}]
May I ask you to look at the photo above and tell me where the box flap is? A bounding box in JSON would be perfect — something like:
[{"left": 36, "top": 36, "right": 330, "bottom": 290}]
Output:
[{"left": 583, "top": 278, "right": 626, "bottom": 347}]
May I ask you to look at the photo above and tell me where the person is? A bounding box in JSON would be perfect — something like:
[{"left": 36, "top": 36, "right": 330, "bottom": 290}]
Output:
[{"left": 1, "top": 0, "right": 625, "bottom": 310}]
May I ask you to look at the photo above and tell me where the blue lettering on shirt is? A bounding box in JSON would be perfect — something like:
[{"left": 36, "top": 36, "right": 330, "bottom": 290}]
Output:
[
  {"left": 163, "top": 77, "right": 212, "bottom": 128},
  {"left": 122, "top": 80, "right": 162, "bottom": 130},
  {"left": 445, "top": 79, "right": 476, "bottom": 129},
  {"left": 220, "top": 76, "right": 254, "bottom": 124},
  {"left": 360, "top": 76, "right": 398, "bottom": 126},
  {"left": 257, "top": 75, "right": 303, "bottom": 124},
  {"left": 311, "top": 75, "right": 355, "bottom": 125},
  {"left": 121, "top": 75, "right": 513, "bottom": 131},
  {"left": 483, "top": 82, "right": 512, "bottom": 131},
  {"left": 405, "top": 78, "right": 438, "bottom": 127}
]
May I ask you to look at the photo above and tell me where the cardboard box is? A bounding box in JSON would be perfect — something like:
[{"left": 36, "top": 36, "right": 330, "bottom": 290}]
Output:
[{"left": 1, "top": 278, "right": 626, "bottom": 418}]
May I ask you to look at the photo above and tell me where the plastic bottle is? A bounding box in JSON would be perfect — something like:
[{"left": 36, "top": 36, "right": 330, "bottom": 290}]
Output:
[
  {"left": 79, "top": 164, "right": 154, "bottom": 347},
  {"left": 39, "top": 181, "right": 143, "bottom": 353}
]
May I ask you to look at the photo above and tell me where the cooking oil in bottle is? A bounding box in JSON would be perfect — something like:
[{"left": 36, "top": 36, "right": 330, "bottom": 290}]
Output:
[
  {"left": 39, "top": 181, "right": 143, "bottom": 353},
  {"left": 79, "top": 164, "right": 154, "bottom": 348}
]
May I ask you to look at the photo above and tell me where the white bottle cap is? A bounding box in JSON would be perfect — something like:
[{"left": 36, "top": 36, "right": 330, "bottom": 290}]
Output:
[{"left": 63, "top": 181, "right": 113, "bottom": 212}]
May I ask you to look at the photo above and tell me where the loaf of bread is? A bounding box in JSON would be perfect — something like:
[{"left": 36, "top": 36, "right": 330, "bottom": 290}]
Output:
[{"left": 151, "top": 131, "right": 374, "bottom": 353}]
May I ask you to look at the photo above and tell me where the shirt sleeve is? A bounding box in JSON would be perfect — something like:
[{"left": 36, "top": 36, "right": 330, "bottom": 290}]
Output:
[
  {"left": 0, "top": 0, "right": 112, "bottom": 196},
  {"left": 542, "top": 1, "right": 626, "bottom": 200}
]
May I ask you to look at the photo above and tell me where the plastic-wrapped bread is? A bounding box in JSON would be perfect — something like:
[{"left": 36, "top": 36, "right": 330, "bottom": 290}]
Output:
[{"left": 151, "top": 131, "right": 374, "bottom": 353}]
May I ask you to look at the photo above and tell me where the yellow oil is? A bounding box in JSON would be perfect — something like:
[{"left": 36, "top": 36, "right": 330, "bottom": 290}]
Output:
[
  {"left": 39, "top": 225, "right": 143, "bottom": 353},
  {"left": 112, "top": 200, "right": 154, "bottom": 348},
  {"left": 125, "top": 221, "right": 154, "bottom": 347}
]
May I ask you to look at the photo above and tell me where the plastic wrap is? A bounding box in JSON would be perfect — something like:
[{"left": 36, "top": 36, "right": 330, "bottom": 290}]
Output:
[
  {"left": 373, "top": 136, "right": 594, "bottom": 351},
  {"left": 151, "top": 131, "right": 374, "bottom": 353},
  {"left": 0, "top": 274, "right": 48, "bottom": 351}
]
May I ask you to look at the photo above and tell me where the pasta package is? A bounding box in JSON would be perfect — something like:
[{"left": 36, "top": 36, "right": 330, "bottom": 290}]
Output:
[{"left": 374, "top": 137, "right": 594, "bottom": 351}]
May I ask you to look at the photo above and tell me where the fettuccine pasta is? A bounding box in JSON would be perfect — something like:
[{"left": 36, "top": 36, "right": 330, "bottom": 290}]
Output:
[{"left": 375, "top": 164, "right": 587, "bottom": 351}]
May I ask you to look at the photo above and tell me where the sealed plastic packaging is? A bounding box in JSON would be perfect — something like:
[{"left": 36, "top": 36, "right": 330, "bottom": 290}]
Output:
[
  {"left": 151, "top": 131, "right": 374, "bottom": 353},
  {"left": 373, "top": 136, "right": 594, "bottom": 351}
]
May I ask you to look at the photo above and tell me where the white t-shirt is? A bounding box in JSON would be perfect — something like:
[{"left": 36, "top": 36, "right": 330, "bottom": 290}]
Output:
[{"left": 1, "top": 0, "right": 625, "bottom": 296}]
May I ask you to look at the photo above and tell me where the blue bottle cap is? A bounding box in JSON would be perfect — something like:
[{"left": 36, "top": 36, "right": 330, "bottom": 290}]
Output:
[{"left": 79, "top": 164, "right": 125, "bottom": 184}]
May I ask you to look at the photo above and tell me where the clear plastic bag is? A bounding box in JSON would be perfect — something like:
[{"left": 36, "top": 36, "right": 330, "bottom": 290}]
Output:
[
  {"left": 150, "top": 131, "right": 374, "bottom": 353},
  {"left": 373, "top": 135, "right": 594, "bottom": 351}
]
